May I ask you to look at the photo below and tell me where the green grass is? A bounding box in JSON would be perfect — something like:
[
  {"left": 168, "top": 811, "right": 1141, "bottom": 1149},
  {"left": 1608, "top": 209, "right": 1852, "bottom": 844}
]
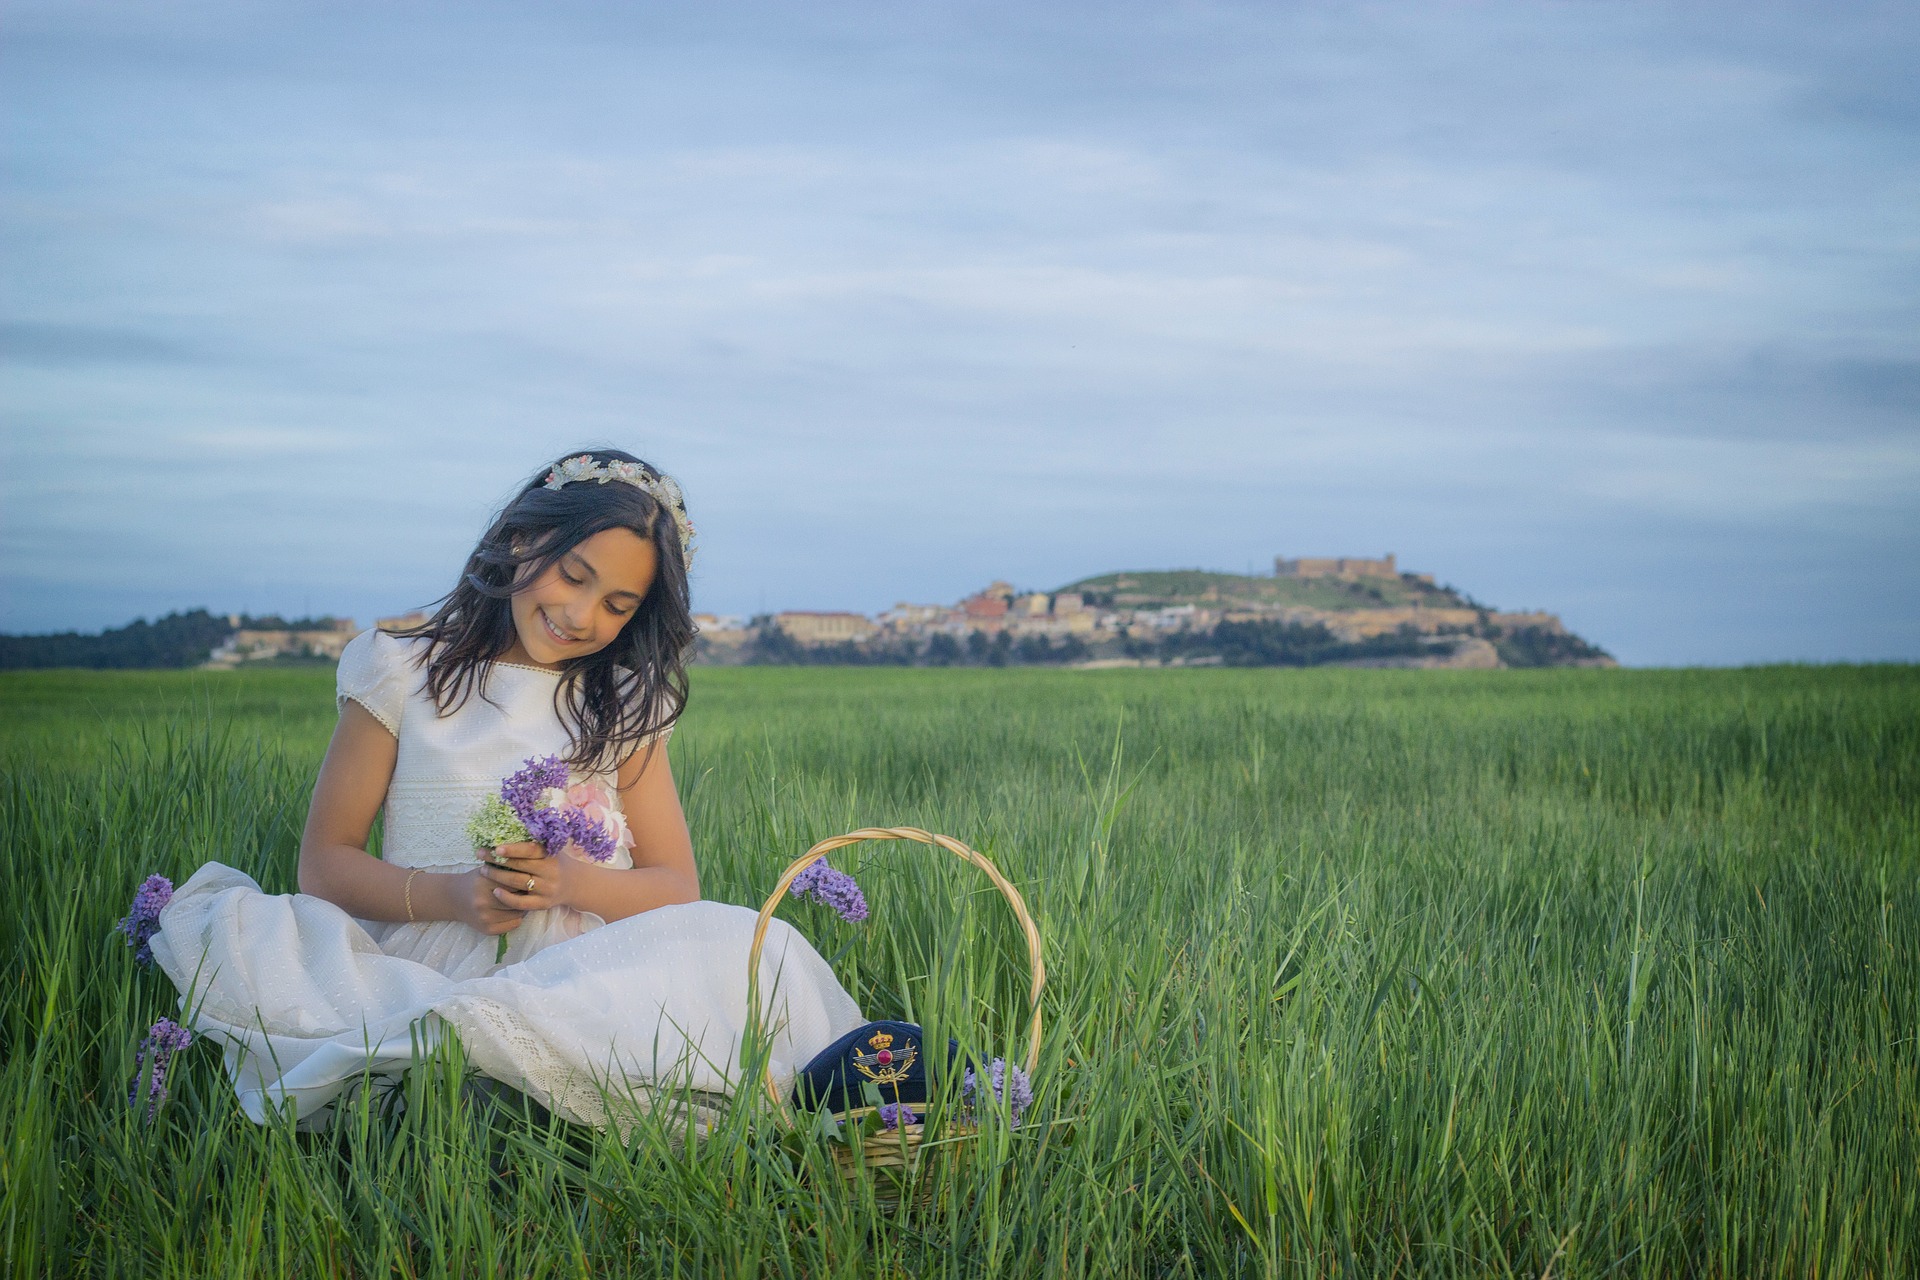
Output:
[{"left": 4, "top": 664, "right": 1918, "bottom": 1277}]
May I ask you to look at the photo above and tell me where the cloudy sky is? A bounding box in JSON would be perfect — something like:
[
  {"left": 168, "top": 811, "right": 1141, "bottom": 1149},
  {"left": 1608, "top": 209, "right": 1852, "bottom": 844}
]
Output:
[{"left": 3, "top": 1, "right": 1916, "bottom": 664}]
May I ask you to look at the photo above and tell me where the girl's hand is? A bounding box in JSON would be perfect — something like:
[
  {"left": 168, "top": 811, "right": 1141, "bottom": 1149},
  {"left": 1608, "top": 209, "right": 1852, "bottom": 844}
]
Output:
[
  {"left": 480, "top": 841, "right": 571, "bottom": 913},
  {"left": 449, "top": 868, "right": 531, "bottom": 936}
]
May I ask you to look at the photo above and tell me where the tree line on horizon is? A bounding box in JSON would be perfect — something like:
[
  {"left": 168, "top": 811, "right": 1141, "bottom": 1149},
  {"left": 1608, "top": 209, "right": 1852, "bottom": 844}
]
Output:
[
  {"left": 0, "top": 610, "right": 341, "bottom": 671},
  {"left": 1, "top": 609, "right": 1610, "bottom": 672},
  {"left": 723, "top": 617, "right": 1604, "bottom": 669}
]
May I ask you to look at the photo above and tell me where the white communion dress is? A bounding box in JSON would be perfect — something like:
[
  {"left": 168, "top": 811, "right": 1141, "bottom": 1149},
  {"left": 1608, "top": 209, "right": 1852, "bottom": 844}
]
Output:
[{"left": 153, "top": 629, "right": 864, "bottom": 1127}]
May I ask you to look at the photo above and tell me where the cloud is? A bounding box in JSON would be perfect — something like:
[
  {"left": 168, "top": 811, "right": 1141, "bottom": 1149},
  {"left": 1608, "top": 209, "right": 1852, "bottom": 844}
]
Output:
[
  {"left": 0, "top": 321, "right": 201, "bottom": 366},
  {"left": 0, "top": 2, "right": 1916, "bottom": 662},
  {"left": 1537, "top": 344, "right": 1920, "bottom": 443},
  {"left": 170, "top": 426, "right": 362, "bottom": 456}
]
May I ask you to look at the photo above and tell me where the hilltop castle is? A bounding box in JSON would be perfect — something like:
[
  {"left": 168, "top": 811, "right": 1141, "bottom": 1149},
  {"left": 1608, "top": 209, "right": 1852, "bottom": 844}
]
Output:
[{"left": 1274, "top": 553, "right": 1437, "bottom": 587}]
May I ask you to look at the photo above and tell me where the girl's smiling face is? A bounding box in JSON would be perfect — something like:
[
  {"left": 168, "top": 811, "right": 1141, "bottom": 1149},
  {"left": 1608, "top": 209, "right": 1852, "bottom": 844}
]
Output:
[{"left": 503, "top": 527, "right": 659, "bottom": 669}]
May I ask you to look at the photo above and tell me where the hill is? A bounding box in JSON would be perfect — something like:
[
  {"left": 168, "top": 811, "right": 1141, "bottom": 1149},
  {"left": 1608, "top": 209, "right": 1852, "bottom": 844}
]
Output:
[
  {"left": 1055, "top": 563, "right": 1613, "bottom": 669},
  {"left": 1061, "top": 568, "right": 1476, "bottom": 612}
]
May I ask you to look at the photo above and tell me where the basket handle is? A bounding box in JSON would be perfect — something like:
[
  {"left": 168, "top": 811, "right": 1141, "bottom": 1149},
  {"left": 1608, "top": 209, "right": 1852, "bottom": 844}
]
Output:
[{"left": 747, "top": 826, "right": 1045, "bottom": 1107}]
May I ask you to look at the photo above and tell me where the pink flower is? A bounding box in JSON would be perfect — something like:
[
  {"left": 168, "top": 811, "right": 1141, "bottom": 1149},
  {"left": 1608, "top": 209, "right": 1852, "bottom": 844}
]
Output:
[{"left": 562, "top": 781, "right": 635, "bottom": 855}]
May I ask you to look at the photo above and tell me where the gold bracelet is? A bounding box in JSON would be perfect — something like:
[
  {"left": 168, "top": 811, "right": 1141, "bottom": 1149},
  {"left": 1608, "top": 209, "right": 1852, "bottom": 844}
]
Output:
[{"left": 404, "top": 869, "right": 422, "bottom": 923}]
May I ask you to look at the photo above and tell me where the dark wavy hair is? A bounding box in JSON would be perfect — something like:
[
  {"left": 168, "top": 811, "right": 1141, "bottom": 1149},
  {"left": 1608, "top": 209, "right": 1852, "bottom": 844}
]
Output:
[{"left": 397, "top": 449, "right": 695, "bottom": 774}]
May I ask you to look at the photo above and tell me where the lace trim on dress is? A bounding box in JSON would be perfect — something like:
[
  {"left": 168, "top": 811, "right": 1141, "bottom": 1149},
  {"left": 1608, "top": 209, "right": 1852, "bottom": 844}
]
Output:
[
  {"left": 339, "top": 691, "right": 401, "bottom": 738},
  {"left": 385, "top": 780, "right": 493, "bottom": 868},
  {"left": 447, "top": 996, "right": 724, "bottom": 1139},
  {"left": 335, "top": 629, "right": 413, "bottom": 737}
]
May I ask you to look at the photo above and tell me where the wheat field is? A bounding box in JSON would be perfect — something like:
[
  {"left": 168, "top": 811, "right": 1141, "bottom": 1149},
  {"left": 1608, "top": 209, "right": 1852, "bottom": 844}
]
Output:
[{"left": 3, "top": 664, "right": 1917, "bottom": 1277}]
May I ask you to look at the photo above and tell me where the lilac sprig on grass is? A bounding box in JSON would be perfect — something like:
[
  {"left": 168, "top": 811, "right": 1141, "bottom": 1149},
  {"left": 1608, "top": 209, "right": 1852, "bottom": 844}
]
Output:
[
  {"left": 788, "top": 860, "right": 868, "bottom": 923},
  {"left": 877, "top": 1102, "right": 919, "bottom": 1130},
  {"left": 116, "top": 875, "right": 173, "bottom": 967},
  {"left": 129, "top": 1017, "right": 193, "bottom": 1121},
  {"left": 961, "top": 1057, "right": 1033, "bottom": 1127}
]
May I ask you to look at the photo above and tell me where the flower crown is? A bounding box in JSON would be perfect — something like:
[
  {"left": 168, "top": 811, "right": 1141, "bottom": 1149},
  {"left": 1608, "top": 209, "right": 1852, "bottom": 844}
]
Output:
[{"left": 543, "top": 455, "right": 697, "bottom": 566}]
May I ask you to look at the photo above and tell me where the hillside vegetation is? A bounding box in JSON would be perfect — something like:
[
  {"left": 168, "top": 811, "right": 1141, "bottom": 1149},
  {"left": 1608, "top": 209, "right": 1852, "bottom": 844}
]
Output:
[{"left": 1064, "top": 568, "right": 1473, "bottom": 612}]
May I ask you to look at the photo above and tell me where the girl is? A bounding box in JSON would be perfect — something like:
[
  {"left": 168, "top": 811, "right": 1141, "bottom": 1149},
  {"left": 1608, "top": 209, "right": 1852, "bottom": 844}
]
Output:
[{"left": 152, "top": 450, "right": 863, "bottom": 1127}]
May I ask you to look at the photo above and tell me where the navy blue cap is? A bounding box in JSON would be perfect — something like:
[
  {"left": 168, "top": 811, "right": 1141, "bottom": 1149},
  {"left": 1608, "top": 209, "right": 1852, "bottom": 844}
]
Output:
[{"left": 792, "top": 1020, "right": 959, "bottom": 1113}]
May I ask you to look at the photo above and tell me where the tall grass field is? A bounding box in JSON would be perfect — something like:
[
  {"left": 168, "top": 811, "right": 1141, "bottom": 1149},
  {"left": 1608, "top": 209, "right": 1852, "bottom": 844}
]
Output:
[{"left": 5, "top": 664, "right": 1917, "bottom": 1277}]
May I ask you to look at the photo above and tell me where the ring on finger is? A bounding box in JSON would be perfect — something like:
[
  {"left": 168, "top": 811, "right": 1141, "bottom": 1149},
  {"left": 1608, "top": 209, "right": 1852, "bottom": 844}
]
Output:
[{"left": 525, "top": 874, "right": 536, "bottom": 893}]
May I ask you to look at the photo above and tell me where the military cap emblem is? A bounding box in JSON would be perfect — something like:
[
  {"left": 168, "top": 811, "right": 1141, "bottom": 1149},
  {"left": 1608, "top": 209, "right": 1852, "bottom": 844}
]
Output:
[{"left": 852, "top": 1028, "right": 917, "bottom": 1087}]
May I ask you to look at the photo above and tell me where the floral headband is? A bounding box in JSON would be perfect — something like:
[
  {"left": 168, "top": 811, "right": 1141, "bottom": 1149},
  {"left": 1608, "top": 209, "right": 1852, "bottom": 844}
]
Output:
[{"left": 543, "top": 455, "right": 697, "bottom": 566}]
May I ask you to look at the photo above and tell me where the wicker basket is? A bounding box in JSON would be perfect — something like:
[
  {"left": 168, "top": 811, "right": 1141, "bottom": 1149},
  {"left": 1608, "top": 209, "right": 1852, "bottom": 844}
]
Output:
[{"left": 748, "top": 826, "right": 1044, "bottom": 1206}]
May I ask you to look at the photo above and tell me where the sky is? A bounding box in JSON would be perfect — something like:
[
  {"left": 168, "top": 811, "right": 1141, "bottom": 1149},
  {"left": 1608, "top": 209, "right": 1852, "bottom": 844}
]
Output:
[{"left": 2, "top": 1, "right": 1916, "bottom": 665}]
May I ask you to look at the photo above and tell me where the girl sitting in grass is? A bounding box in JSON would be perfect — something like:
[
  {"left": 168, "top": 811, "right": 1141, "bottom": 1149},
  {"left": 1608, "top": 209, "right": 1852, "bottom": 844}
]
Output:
[{"left": 152, "top": 449, "right": 863, "bottom": 1127}]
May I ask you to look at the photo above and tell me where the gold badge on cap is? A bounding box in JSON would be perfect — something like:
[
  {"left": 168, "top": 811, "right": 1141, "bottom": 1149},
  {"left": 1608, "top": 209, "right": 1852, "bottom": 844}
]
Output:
[{"left": 852, "top": 1029, "right": 917, "bottom": 1087}]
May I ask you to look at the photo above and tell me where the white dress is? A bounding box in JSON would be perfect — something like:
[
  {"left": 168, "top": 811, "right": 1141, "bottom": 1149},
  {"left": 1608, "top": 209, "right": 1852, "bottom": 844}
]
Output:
[{"left": 152, "top": 629, "right": 863, "bottom": 1127}]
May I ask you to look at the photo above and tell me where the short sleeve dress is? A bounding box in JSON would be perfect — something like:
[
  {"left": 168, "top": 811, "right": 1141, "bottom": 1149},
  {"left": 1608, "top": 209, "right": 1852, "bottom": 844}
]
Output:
[{"left": 151, "top": 629, "right": 864, "bottom": 1127}]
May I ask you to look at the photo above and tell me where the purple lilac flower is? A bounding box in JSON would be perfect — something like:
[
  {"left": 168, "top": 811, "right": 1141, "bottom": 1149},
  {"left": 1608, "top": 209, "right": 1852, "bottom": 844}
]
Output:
[
  {"left": 500, "top": 755, "right": 618, "bottom": 863},
  {"left": 500, "top": 755, "right": 571, "bottom": 823},
  {"left": 877, "top": 1102, "right": 919, "bottom": 1130},
  {"left": 129, "top": 1017, "right": 193, "bottom": 1121},
  {"left": 961, "top": 1057, "right": 1033, "bottom": 1127},
  {"left": 526, "top": 803, "right": 617, "bottom": 864},
  {"left": 116, "top": 875, "right": 174, "bottom": 967},
  {"left": 788, "top": 860, "right": 868, "bottom": 923}
]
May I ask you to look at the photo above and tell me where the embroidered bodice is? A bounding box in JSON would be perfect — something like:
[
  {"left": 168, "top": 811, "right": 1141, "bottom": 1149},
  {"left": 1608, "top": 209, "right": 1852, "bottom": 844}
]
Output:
[{"left": 335, "top": 629, "right": 647, "bottom": 872}]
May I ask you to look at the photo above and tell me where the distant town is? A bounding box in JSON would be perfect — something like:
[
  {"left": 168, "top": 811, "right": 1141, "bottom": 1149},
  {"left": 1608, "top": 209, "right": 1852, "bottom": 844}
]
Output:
[
  {"left": 687, "top": 554, "right": 1612, "bottom": 669},
  {"left": 0, "top": 553, "right": 1612, "bottom": 672}
]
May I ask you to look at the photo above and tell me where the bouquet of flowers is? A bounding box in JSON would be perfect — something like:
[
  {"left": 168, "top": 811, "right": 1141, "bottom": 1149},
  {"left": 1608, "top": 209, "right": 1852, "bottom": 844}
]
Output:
[{"left": 466, "top": 754, "right": 634, "bottom": 960}]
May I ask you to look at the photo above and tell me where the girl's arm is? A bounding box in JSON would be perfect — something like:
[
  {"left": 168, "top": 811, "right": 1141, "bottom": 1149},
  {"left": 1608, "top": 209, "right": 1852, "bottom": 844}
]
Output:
[
  {"left": 299, "top": 700, "right": 525, "bottom": 935},
  {"left": 481, "top": 739, "right": 700, "bottom": 922}
]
